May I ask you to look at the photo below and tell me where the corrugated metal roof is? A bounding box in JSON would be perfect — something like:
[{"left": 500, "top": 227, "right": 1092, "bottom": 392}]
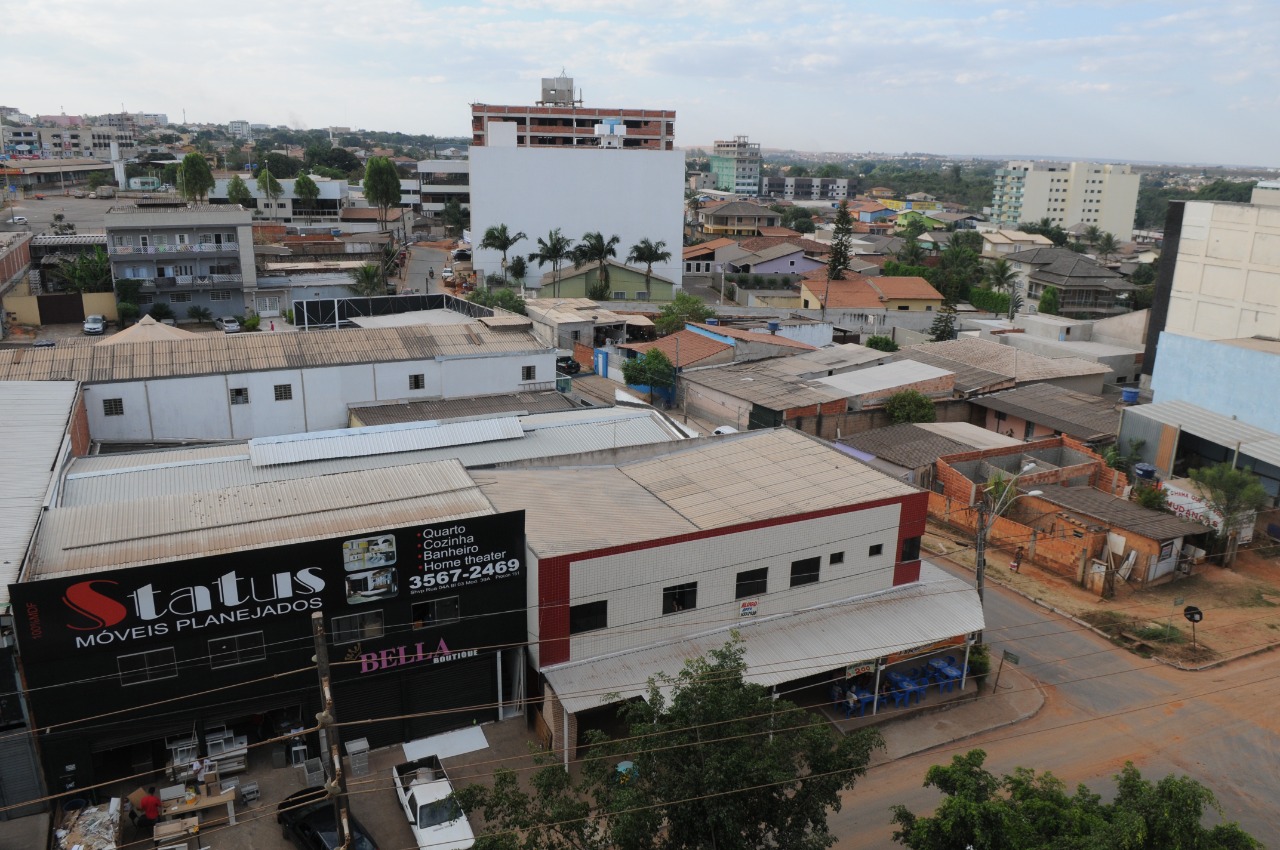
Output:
[
  {"left": 764, "top": 344, "right": 888, "bottom": 377},
  {"left": 247, "top": 418, "right": 525, "bottom": 466},
  {"left": 351, "top": 391, "right": 576, "bottom": 426},
  {"left": 0, "top": 382, "right": 78, "bottom": 611},
  {"left": 1121, "top": 401, "right": 1280, "bottom": 470},
  {"left": 31, "top": 461, "right": 491, "bottom": 578},
  {"left": 841, "top": 424, "right": 972, "bottom": 470},
  {"left": 0, "top": 323, "right": 550, "bottom": 383},
  {"left": 970, "top": 384, "right": 1121, "bottom": 442},
  {"left": 544, "top": 562, "right": 983, "bottom": 713},
  {"left": 903, "top": 338, "right": 1109, "bottom": 383},
  {"left": 60, "top": 409, "right": 684, "bottom": 507},
  {"left": 815, "top": 361, "right": 952, "bottom": 396},
  {"left": 916, "top": 422, "right": 1024, "bottom": 451},
  {"left": 680, "top": 361, "right": 846, "bottom": 411},
  {"left": 1034, "top": 485, "right": 1208, "bottom": 541},
  {"left": 889, "top": 348, "right": 1013, "bottom": 395}
]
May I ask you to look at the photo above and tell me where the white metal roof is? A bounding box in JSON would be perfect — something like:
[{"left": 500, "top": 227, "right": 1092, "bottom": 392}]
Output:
[
  {"left": 1122, "top": 400, "right": 1280, "bottom": 469},
  {"left": 543, "top": 562, "right": 983, "bottom": 714},
  {"left": 815, "top": 360, "right": 952, "bottom": 396},
  {"left": 59, "top": 408, "right": 684, "bottom": 507},
  {"left": 916, "top": 422, "right": 1024, "bottom": 451},
  {"left": 247, "top": 417, "right": 526, "bottom": 466},
  {"left": 30, "top": 460, "right": 492, "bottom": 578},
  {"left": 0, "top": 382, "right": 78, "bottom": 611}
]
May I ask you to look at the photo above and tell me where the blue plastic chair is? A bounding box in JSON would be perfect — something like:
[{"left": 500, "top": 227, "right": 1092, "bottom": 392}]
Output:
[
  {"left": 891, "top": 688, "right": 910, "bottom": 709},
  {"left": 909, "top": 679, "right": 927, "bottom": 704},
  {"left": 830, "top": 684, "right": 844, "bottom": 708},
  {"left": 945, "top": 655, "right": 957, "bottom": 667}
]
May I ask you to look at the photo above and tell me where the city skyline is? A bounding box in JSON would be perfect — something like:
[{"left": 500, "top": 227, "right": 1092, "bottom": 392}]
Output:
[{"left": 5, "top": 0, "right": 1276, "bottom": 167}]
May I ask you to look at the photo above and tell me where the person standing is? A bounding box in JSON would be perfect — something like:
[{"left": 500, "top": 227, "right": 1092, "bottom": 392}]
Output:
[
  {"left": 1010, "top": 546, "right": 1025, "bottom": 573},
  {"left": 190, "top": 756, "right": 213, "bottom": 795},
  {"left": 138, "top": 787, "right": 162, "bottom": 834}
]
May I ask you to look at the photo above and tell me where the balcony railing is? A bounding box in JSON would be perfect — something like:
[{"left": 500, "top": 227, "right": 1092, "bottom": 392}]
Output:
[
  {"left": 133, "top": 274, "right": 244, "bottom": 288},
  {"left": 108, "top": 242, "right": 240, "bottom": 256}
]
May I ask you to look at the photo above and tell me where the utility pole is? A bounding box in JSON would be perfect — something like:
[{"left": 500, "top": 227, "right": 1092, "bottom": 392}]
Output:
[
  {"left": 311, "top": 612, "right": 352, "bottom": 850},
  {"left": 973, "top": 499, "right": 989, "bottom": 645}
]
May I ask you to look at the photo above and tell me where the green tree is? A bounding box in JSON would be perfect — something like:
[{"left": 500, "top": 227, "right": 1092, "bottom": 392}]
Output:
[
  {"left": 186, "top": 305, "right": 213, "bottom": 325},
  {"left": 178, "top": 152, "right": 215, "bottom": 202},
  {"left": 147, "top": 301, "right": 175, "bottom": 321},
  {"left": 1095, "top": 231, "right": 1119, "bottom": 263},
  {"left": 684, "top": 187, "right": 703, "bottom": 224},
  {"left": 226, "top": 174, "right": 253, "bottom": 208},
  {"left": 346, "top": 262, "right": 386, "bottom": 297},
  {"left": 256, "top": 168, "right": 283, "bottom": 220},
  {"left": 826, "top": 200, "right": 854, "bottom": 283},
  {"left": 292, "top": 173, "right": 320, "bottom": 223},
  {"left": 56, "top": 246, "right": 112, "bottom": 293},
  {"left": 865, "top": 335, "right": 899, "bottom": 352},
  {"left": 892, "top": 749, "right": 1260, "bottom": 850},
  {"left": 1083, "top": 224, "right": 1102, "bottom": 247},
  {"left": 1038, "top": 285, "right": 1060, "bottom": 316},
  {"left": 467, "top": 287, "right": 527, "bottom": 315},
  {"left": 885, "top": 389, "right": 937, "bottom": 424},
  {"left": 479, "top": 224, "right": 527, "bottom": 285},
  {"left": 1188, "top": 463, "right": 1269, "bottom": 550},
  {"left": 928, "top": 302, "right": 958, "bottom": 341},
  {"left": 899, "top": 217, "right": 928, "bottom": 241},
  {"left": 506, "top": 255, "right": 528, "bottom": 288},
  {"left": 896, "top": 238, "right": 926, "bottom": 266},
  {"left": 362, "top": 156, "right": 401, "bottom": 230},
  {"left": 1129, "top": 262, "right": 1157, "bottom": 288},
  {"left": 441, "top": 197, "right": 469, "bottom": 239},
  {"left": 454, "top": 640, "right": 882, "bottom": 850},
  {"left": 259, "top": 151, "right": 301, "bottom": 179},
  {"left": 572, "top": 232, "right": 621, "bottom": 296},
  {"left": 984, "top": 258, "right": 1016, "bottom": 293},
  {"left": 626, "top": 238, "right": 672, "bottom": 302},
  {"left": 528, "top": 229, "right": 573, "bottom": 298},
  {"left": 1133, "top": 483, "right": 1169, "bottom": 511},
  {"left": 935, "top": 240, "right": 982, "bottom": 303},
  {"left": 87, "top": 171, "right": 111, "bottom": 191},
  {"left": 655, "top": 291, "right": 714, "bottom": 335},
  {"left": 50, "top": 213, "right": 76, "bottom": 236},
  {"left": 621, "top": 347, "right": 675, "bottom": 401}
]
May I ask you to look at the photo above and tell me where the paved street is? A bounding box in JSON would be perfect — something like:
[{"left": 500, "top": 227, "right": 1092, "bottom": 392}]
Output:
[
  {"left": 2, "top": 193, "right": 118, "bottom": 235},
  {"left": 831, "top": 561, "right": 1280, "bottom": 846},
  {"left": 401, "top": 242, "right": 450, "bottom": 295}
]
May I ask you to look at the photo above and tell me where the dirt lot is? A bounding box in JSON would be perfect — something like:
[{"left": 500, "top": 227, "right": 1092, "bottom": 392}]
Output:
[{"left": 925, "top": 520, "right": 1280, "bottom": 667}]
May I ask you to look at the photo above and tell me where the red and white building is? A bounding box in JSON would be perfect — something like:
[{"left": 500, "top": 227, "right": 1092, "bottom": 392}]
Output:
[{"left": 480, "top": 428, "right": 984, "bottom": 757}]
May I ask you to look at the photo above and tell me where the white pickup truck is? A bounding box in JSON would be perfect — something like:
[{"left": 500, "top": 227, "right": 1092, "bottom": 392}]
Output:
[{"left": 393, "top": 755, "right": 475, "bottom": 850}]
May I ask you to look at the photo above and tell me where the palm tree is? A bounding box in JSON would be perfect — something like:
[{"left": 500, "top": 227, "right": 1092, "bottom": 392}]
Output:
[
  {"left": 1095, "top": 231, "right": 1119, "bottom": 264},
  {"left": 256, "top": 168, "right": 283, "bottom": 221},
  {"left": 479, "top": 224, "right": 527, "bottom": 286},
  {"left": 896, "top": 238, "right": 926, "bottom": 266},
  {"left": 1083, "top": 224, "right": 1102, "bottom": 247},
  {"left": 985, "top": 258, "right": 1016, "bottom": 293},
  {"left": 1006, "top": 291, "right": 1024, "bottom": 320},
  {"left": 346, "top": 262, "right": 385, "bottom": 297},
  {"left": 626, "top": 238, "right": 671, "bottom": 301},
  {"left": 571, "top": 232, "right": 621, "bottom": 299},
  {"left": 684, "top": 188, "right": 703, "bottom": 224},
  {"left": 528, "top": 229, "right": 572, "bottom": 298}
]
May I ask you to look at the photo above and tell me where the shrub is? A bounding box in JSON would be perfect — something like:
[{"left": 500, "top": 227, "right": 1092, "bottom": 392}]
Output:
[
  {"left": 884, "top": 389, "right": 936, "bottom": 423},
  {"left": 724, "top": 283, "right": 736, "bottom": 302},
  {"left": 243, "top": 315, "right": 261, "bottom": 331},
  {"left": 968, "top": 287, "right": 1011, "bottom": 315},
  {"left": 148, "top": 302, "right": 175, "bottom": 320},
  {"left": 751, "top": 274, "right": 764, "bottom": 288},
  {"left": 186, "top": 305, "right": 212, "bottom": 325},
  {"left": 116, "top": 301, "right": 140, "bottom": 326},
  {"left": 865, "top": 335, "right": 899, "bottom": 352},
  {"left": 1133, "top": 484, "right": 1168, "bottom": 511}
]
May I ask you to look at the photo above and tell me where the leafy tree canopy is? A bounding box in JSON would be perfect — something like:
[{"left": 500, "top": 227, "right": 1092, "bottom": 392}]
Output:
[
  {"left": 468, "top": 287, "right": 527, "bottom": 315},
  {"left": 865, "top": 335, "right": 899, "bottom": 352},
  {"left": 1038, "top": 285, "right": 1060, "bottom": 316},
  {"left": 362, "top": 156, "right": 402, "bottom": 229},
  {"left": 655, "top": 291, "right": 714, "bottom": 336},
  {"left": 346, "top": 262, "right": 386, "bottom": 297},
  {"left": 454, "top": 641, "right": 882, "bottom": 850},
  {"left": 226, "top": 174, "right": 253, "bottom": 208},
  {"left": 621, "top": 347, "right": 675, "bottom": 390},
  {"left": 885, "top": 389, "right": 937, "bottom": 423},
  {"left": 892, "top": 749, "right": 1260, "bottom": 850},
  {"left": 1188, "top": 463, "right": 1269, "bottom": 541},
  {"left": 178, "top": 153, "right": 215, "bottom": 202}
]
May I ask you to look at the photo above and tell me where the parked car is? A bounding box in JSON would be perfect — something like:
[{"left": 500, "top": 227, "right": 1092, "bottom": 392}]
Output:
[
  {"left": 278, "top": 787, "right": 378, "bottom": 850},
  {"left": 82, "top": 314, "right": 106, "bottom": 335},
  {"left": 11, "top": 216, "right": 27, "bottom": 225},
  {"left": 440, "top": 266, "right": 455, "bottom": 280},
  {"left": 214, "top": 316, "right": 241, "bottom": 333},
  {"left": 87, "top": 192, "right": 97, "bottom": 199},
  {"left": 32, "top": 339, "right": 55, "bottom": 348}
]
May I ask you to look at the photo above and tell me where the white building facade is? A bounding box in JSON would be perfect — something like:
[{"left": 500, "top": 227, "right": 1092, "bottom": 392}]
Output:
[{"left": 989, "top": 161, "right": 1139, "bottom": 240}]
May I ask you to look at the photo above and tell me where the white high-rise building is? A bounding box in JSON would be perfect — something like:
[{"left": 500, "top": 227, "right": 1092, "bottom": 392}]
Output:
[
  {"left": 709, "top": 136, "right": 762, "bottom": 196},
  {"left": 989, "top": 161, "right": 1140, "bottom": 240}
]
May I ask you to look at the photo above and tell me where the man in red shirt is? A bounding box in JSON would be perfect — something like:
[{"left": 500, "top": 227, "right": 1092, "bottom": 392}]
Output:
[{"left": 138, "top": 787, "right": 162, "bottom": 834}]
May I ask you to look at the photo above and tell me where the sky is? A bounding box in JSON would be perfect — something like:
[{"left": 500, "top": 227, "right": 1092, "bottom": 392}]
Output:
[{"left": 6, "top": 1, "right": 1277, "bottom": 167}]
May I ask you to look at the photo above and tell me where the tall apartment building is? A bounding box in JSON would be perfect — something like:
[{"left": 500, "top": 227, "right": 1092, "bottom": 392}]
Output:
[
  {"left": 228, "top": 120, "right": 252, "bottom": 139},
  {"left": 470, "top": 76, "right": 675, "bottom": 150},
  {"left": 105, "top": 204, "right": 258, "bottom": 316},
  {"left": 709, "top": 135, "right": 761, "bottom": 195},
  {"left": 989, "top": 161, "right": 1139, "bottom": 240},
  {"left": 760, "top": 176, "right": 852, "bottom": 201},
  {"left": 1142, "top": 181, "right": 1280, "bottom": 384},
  {"left": 1, "top": 125, "right": 135, "bottom": 159}
]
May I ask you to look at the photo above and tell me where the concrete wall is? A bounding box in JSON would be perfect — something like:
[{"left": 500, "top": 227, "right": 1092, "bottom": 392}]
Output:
[
  {"left": 82, "top": 351, "right": 557, "bottom": 441},
  {"left": 2, "top": 291, "right": 120, "bottom": 325},
  {"left": 470, "top": 145, "right": 685, "bottom": 291},
  {"left": 1150, "top": 332, "right": 1280, "bottom": 432}
]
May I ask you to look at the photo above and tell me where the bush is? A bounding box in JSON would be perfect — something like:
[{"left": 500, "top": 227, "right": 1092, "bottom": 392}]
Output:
[
  {"left": 865, "top": 335, "right": 899, "bottom": 352},
  {"left": 243, "top": 315, "right": 261, "bottom": 331},
  {"left": 148, "top": 302, "right": 175, "bottom": 320},
  {"left": 284, "top": 309, "right": 294, "bottom": 325},
  {"left": 186, "top": 305, "right": 212, "bottom": 325},
  {"left": 116, "top": 301, "right": 139, "bottom": 326},
  {"left": 968, "top": 287, "right": 1011, "bottom": 315},
  {"left": 884, "top": 389, "right": 937, "bottom": 424},
  {"left": 751, "top": 274, "right": 764, "bottom": 288},
  {"left": 1133, "top": 484, "right": 1168, "bottom": 511},
  {"left": 724, "top": 283, "right": 736, "bottom": 302},
  {"left": 967, "top": 643, "right": 991, "bottom": 680}
]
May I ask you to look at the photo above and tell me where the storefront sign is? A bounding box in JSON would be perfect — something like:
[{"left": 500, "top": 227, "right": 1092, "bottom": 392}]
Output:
[
  {"left": 845, "top": 661, "right": 876, "bottom": 677},
  {"left": 739, "top": 599, "right": 759, "bottom": 617},
  {"left": 884, "top": 635, "right": 965, "bottom": 665}
]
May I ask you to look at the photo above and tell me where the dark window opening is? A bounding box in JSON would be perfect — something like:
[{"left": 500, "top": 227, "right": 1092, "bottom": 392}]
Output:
[
  {"left": 830, "top": 551, "right": 845, "bottom": 565},
  {"left": 569, "top": 601, "right": 607, "bottom": 634},
  {"left": 901, "top": 536, "right": 922, "bottom": 561},
  {"left": 663, "top": 582, "right": 697, "bottom": 614},
  {"left": 412, "top": 596, "right": 460, "bottom": 629},
  {"left": 869, "top": 543, "right": 884, "bottom": 557},
  {"left": 790, "top": 557, "right": 820, "bottom": 587},
  {"left": 735, "top": 567, "right": 769, "bottom": 599}
]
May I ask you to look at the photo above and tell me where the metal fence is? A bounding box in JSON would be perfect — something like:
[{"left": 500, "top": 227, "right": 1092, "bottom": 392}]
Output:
[{"left": 291, "top": 293, "right": 492, "bottom": 330}]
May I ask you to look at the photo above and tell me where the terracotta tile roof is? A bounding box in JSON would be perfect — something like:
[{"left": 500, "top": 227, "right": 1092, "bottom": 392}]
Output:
[
  {"left": 804, "top": 274, "right": 943, "bottom": 308},
  {"left": 619, "top": 329, "right": 732, "bottom": 367},
  {"left": 687, "top": 322, "right": 817, "bottom": 350},
  {"left": 757, "top": 226, "right": 802, "bottom": 237},
  {"left": 682, "top": 237, "right": 739, "bottom": 259},
  {"left": 737, "top": 236, "right": 830, "bottom": 255},
  {"left": 339, "top": 207, "right": 406, "bottom": 221}
]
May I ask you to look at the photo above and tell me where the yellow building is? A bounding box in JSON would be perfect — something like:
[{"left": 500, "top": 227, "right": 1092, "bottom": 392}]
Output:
[{"left": 798, "top": 272, "right": 943, "bottom": 312}]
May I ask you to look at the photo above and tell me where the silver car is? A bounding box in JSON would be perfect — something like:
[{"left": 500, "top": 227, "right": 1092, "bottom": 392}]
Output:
[
  {"left": 82, "top": 314, "right": 106, "bottom": 335},
  {"left": 214, "top": 316, "right": 241, "bottom": 333}
]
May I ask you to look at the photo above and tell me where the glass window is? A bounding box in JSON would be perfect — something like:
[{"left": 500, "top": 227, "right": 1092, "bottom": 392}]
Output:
[
  {"left": 273, "top": 384, "right": 293, "bottom": 401},
  {"left": 208, "top": 631, "right": 266, "bottom": 669},
  {"left": 868, "top": 543, "right": 884, "bottom": 557},
  {"left": 118, "top": 648, "right": 178, "bottom": 686},
  {"left": 230, "top": 387, "right": 249, "bottom": 405},
  {"left": 332, "top": 610, "right": 384, "bottom": 644},
  {"left": 662, "top": 582, "right": 697, "bottom": 614},
  {"left": 103, "top": 398, "right": 124, "bottom": 417},
  {"left": 409, "top": 374, "right": 425, "bottom": 390},
  {"left": 569, "top": 601, "right": 607, "bottom": 635},
  {"left": 830, "top": 551, "right": 844, "bottom": 565},
  {"left": 735, "top": 567, "right": 768, "bottom": 599},
  {"left": 411, "top": 597, "right": 460, "bottom": 629},
  {"left": 790, "top": 557, "right": 820, "bottom": 587},
  {"left": 901, "top": 536, "right": 922, "bottom": 561}
]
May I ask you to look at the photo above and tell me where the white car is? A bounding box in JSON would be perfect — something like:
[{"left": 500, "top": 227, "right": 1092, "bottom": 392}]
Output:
[
  {"left": 214, "top": 316, "right": 241, "bottom": 333},
  {"left": 82, "top": 315, "right": 106, "bottom": 335},
  {"left": 11, "top": 216, "right": 27, "bottom": 225}
]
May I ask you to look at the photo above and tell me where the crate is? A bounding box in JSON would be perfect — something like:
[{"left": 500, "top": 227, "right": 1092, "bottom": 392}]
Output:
[{"left": 344, "top": 738, "right": 370, "bottom": 778}]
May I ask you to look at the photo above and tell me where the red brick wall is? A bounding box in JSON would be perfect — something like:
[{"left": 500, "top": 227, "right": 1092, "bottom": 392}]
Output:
[
  {"left": 68, "top": 389, "right": 91, "bottom": 457},
  {"left": 573, "top": 342, "right": 594, "bottom": 373}
]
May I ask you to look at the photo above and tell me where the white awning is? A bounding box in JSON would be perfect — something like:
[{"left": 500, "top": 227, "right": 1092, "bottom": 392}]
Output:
[{"left": 542, "top": 562, "right": 983, "bottom": 714}]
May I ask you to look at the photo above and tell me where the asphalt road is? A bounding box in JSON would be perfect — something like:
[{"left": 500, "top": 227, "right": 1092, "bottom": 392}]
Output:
[
  {"left": 1, "top": 193, "right": 123, "bottom": 235},
  {"left": 403, "top": 245, "right": 449, "bottom": 295},
  {"left": 831, "top": 563, "right": 1280, "bottom": 846}
]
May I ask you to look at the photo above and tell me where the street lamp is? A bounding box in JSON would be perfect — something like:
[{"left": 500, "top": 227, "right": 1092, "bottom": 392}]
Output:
[{"left": 974, "top": 462, "right": 1043, "bottom": 642}]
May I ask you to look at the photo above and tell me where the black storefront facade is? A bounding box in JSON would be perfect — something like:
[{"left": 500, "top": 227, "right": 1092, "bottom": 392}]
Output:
[{"left": 10, "top": 510, "right": 526, "bottom": 795}]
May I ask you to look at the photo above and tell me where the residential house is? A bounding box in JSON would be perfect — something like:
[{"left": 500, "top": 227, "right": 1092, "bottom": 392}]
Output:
[
  {"left": 682, "top": 238, "right": 750, "bottom": 278},
  {"left": 932, "top": 211, "right": 985, "bottom": 229},
  {"left": 847, "top": 200, "right": 894, "bottom": 222},
  {"left": 979, "top": 229, "right": 1054, "bottom": 258},
  {"left": 814, "top": 360, "right": 955, "bottom": 410},
  {"left": 798, "top": 273, "right": 943, "bottom": 313},
  {"left": 897, "top": 338, "right": 1110, "bottom": 393},
  {"left": 685, "top": 321, "right": 818, "bottom": 360},
  {"left": 840, "top": 421, "right": 1022, "bottom": 486},
  {"left": 695, "top": 201, "right": 783, "bottom": 238},
  {"left": 522, "top": 298, "right": 641, "bottom": 350},
  {"left": 104, "top": 204, "right": 258, "bottom": 316},
  {"left": 619, "top": 329, "right": 734, "bottom": 369},
  {"left": 895, "top": 210, "right": 946, "bottom": 231},
  {"left": 968, "top": 383, "right": 1122, "bottom": 445},
  {"left": 534, "top": 260, "right": 676, "bottom": 302},
  {"left": 869, "top": 187, "right": 896, "bottom": 199},
  {"left": 970, "top": 313, "right": 1145, "bottom": 385},
  {"left": 1003, "top": 246, "right": 1135, "bottom": 315},
  {"left": 728, "top": 243, "right": 826, "bottom": 276}
]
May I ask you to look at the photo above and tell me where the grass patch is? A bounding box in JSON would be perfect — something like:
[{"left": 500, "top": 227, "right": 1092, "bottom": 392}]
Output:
[
  {"left": 1133, "top": 623, "right": 1185, "bottom": 644},
  {"left": 1237, "top": 586, "right": 1279, "bottom": 608},
  {"left": 1081, "top": 610, "right": 1129, "bottom": 635}
]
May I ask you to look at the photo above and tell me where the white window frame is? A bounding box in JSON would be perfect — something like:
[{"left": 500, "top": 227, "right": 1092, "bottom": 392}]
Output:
[
  {"left": 208, "top": 631, "right": 266, "bottom": 669},
  {"left": 118, "top": 647, "right": 178, "bottom": 686}
]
